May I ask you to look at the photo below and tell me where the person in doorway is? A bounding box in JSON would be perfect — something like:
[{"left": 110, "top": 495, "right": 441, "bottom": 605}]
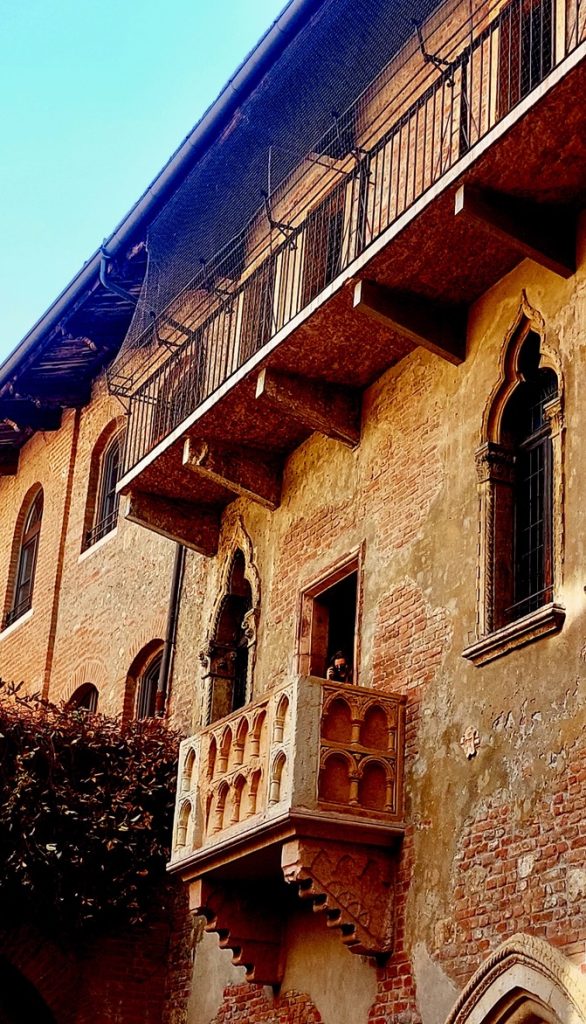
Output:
[{"left": 326, "top": 650, "right": 353, "bottom": 683}]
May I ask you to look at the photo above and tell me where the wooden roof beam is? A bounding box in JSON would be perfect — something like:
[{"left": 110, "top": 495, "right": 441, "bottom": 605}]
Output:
[
  {"left": 125, "top": 491, "right": 220, "bottom": 556},
  {"left": 183, "top": 438, "right": 281, "bottom": 510},
  {"left": 256, "top": 368, "right": 361, "bottom": 448},
  {"left": 454, "top": 185, "right": 575, "bottom": 280},
  {"left": 353, "top": 279, "right": 466, "bottom": 365}
]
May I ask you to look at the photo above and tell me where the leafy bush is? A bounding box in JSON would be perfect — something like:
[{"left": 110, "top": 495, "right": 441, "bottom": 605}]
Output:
[{"left": 0, "top": 681, "right": 179, "bottom": 940}]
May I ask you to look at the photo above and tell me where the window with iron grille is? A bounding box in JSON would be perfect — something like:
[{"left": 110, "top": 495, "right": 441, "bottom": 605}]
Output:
[
  {"left": 503, "top": 361, "right": 557, "bottom": 622},
  {"left": 85, "top": 431, "right": 123, "bottom": 549},
  {"left": 4, "top": 490, "right": 43, "bottom": 629},
  {"left": 465, "top": 319, "right": 564, "bottom": 666}
]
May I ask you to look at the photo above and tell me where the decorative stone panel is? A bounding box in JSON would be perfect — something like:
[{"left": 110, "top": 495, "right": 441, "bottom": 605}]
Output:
[{"left": 170, "top": 676, "right": 405, "bottom": 865}]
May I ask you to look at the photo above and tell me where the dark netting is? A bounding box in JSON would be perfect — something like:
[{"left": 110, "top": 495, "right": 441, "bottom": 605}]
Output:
[
  {"left": 108, "top": 0, "right": 583, "bottom": 473},
  {"left": 108, "top": 0, "right": 450, "bottom": 391}
]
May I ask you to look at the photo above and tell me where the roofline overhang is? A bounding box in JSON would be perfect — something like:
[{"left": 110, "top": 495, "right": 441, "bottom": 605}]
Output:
[{"left": 0, "top": 0, "right": 324, "bottom": 390}]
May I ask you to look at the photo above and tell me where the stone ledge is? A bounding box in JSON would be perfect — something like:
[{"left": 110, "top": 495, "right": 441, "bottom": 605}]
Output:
[{"left": 462, "top": 603, "right": 566, "bottom": 667}]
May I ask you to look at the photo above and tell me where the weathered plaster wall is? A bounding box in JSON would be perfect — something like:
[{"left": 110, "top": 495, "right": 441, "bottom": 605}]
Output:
[{"left": 181, "top": 236, "right": 586, "bottom": 1022}]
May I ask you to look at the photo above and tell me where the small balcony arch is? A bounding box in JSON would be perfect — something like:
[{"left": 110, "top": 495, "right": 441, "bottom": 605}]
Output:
[
  {"left": 207, "top": 736, "right": 217, "bottom": 780},
  {"left": 357, "top": 758, "right": 389, "bottom": 812},
  {"left": 322, "top": 695, "right": 353, "bottom": 744},
  {"left": 269, "top": 751, "right": 287, "bottom": 804},
  {"left": 181, "top": 748, "right": 196, "bottom": 793},
  {"left": 318, "top": 750, "right": 353, "bottom": 805},
  {"left": 213, "top": 783, "right": 229, "bottom": 834},
  {"left": 233, "top": 717, "right": 249, "bottom": 766},
  {"left": 273, "top": 694, "right": 289, "bottom": 743},
  {"left": 230, "top": 775, "right": 247, "bottom": 823},
  {"left": 250, "top": 709, "right": 266, "bottom": 757},
  {"left": 218, "top": 727, "right": 232, "bottom": 773},
  {"left": 176, "top": 800, "right": 192, "bottom": 848},
  {"left": 360, "top": 704, "right": 389, "bottom": 750}
]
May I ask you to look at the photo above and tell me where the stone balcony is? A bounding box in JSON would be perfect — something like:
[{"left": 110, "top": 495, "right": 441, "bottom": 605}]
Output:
[{"left": 169, "top": 675, "right": 406, "bottom": 984}]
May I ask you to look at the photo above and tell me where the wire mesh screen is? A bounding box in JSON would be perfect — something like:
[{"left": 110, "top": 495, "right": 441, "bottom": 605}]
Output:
[{"left": 109, "top": 0, "right": 585, "bottom": 475}]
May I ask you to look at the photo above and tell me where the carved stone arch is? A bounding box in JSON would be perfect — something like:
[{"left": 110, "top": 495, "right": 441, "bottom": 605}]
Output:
[
  {"left": 467, "top": 293, "right": 566, "bottom": 656},
  {"left": 445, "top": 933, "right": 586, "bottom": 1024},
  {"left": 200, "top": 517, "right": 261, "bottom": 724},
  {"left": 318, "top": 748, "right": 354, "bottom": 805},
  {"left": 481, "top": 293, "right": 561, "bottom": 445}
]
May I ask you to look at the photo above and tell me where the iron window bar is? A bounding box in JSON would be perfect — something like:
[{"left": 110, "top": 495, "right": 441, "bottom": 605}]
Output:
[
  {"left": 3, "top": 594, "right": 33, "bottom": 630},
  {"left": 85, "top": 507, "right": 120, "bottom": 549}
]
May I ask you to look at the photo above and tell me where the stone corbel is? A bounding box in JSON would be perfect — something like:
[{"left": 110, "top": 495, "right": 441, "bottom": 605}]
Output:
[
  {"left": 281, "top": 838, "right": 395, "bottom": 957},
  {"left": 190, "top": 878, "right": 284, "bottom": 985}
]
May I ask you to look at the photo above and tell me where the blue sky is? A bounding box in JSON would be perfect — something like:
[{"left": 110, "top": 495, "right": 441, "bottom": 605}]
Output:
[{"left": 0, "top": 0, "right": 286, "bottom": 363}]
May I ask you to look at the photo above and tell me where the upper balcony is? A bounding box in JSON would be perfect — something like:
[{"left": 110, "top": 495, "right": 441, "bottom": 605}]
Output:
[
  {"left": 169, "top": 675, "right": 406, "bottom": 984},
  {"left": 114, "top": 0, "right": 586, "bottom": 551}
]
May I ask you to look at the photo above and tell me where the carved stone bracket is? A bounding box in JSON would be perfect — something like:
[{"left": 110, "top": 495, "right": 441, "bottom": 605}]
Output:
[
  {"left": 281, "top": 838, "right": 395, "bottom": 957},
  {"left": 189, "top": 878, "right": 284, "bottom": 985}
]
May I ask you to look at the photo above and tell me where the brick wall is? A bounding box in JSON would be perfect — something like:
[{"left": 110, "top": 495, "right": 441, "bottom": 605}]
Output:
[{"left": 177, "top": 255, "right": 586, "bottom": 1022}]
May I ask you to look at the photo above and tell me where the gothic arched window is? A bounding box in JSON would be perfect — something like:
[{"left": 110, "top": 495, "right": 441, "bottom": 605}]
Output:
[{"left": 465, "top": 310, "right": 565, "bottom": 666}]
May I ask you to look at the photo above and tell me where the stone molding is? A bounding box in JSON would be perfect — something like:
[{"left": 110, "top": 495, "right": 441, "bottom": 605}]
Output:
[
  {"left": 445, "top": 933, "right": 586, "bottom": 1024},
  {"left": 200, "top": 515, "right": 261, "bottom": 722},
  {"left": 463, "top": 603, "right": 566, "bottom": 666},
  {"left": 470, "top": 293, "right": 565, "bottom": 651}
]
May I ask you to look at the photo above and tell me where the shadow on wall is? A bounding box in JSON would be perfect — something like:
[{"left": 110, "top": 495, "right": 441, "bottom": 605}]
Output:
[{"left": 0, "top": 957, "right": 57, "bottom": 1024}]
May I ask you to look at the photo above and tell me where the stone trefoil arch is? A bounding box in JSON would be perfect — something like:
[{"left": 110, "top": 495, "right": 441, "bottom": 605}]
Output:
[
  {"left": 199, "top": 516, "right": 261, "bottom": 724},
  {"left": 445, "top": 933, "right": 586, "bottom": 1024},
  {"left": 464, "top": 293, "right": 566, "bottom": 665}
]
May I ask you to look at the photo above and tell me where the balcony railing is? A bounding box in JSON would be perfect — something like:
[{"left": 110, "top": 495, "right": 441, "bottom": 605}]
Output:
[
  {"left": 170, "top": 675, "right": 406, "bottom": 868},
  {"left": 120, "top": 0, "right": 584, "bottom": 477}
]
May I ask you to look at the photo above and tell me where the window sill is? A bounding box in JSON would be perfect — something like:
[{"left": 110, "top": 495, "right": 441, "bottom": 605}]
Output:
[
  {"left": 462, "top": 602, "right": 566, "bottom": 666},
  {"left": 78, "top": 526, "right": 118, "bottom": 562},
  {"left": 0, "top": 607, "right": 33, "bottom": 640}
]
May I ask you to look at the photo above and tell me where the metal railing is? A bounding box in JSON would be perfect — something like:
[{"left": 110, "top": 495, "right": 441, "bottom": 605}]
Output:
[
  {"left": 121, "top": 0, "right": 583, "bottom": 477},
  {"left": 84, "top": 507, "right": 119, "bottom": 550},
  {"left": 3, "top": 594, "right": 32, "bottom": 630}
]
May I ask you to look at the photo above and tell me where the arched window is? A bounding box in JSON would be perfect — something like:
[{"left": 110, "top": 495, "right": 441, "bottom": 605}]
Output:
[
  {"left": 205, "top": 549, "right": 253, "bottom": 723},
  {"left": 500, "top": 338, "right": 557, "bottom": 622},
  {"left": 67, "top": 683, "right": 99, "bottom": 713},
  {"left": 84, "top": 424, "right": 124, "bottom": 550},
  {"left": 135, "top": 653, "right": 162, "bottom": 720},
  {"left": 5, "top": 489, "right": 43, "bottom": 628},
  {"left": 465, "top": 310, "right": 565, "bottom": 666}
]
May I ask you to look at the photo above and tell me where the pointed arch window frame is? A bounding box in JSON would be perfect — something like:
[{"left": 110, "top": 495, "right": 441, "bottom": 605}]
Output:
[{"left": 463, "top": 298, "right": 565, "bottom": 667}]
